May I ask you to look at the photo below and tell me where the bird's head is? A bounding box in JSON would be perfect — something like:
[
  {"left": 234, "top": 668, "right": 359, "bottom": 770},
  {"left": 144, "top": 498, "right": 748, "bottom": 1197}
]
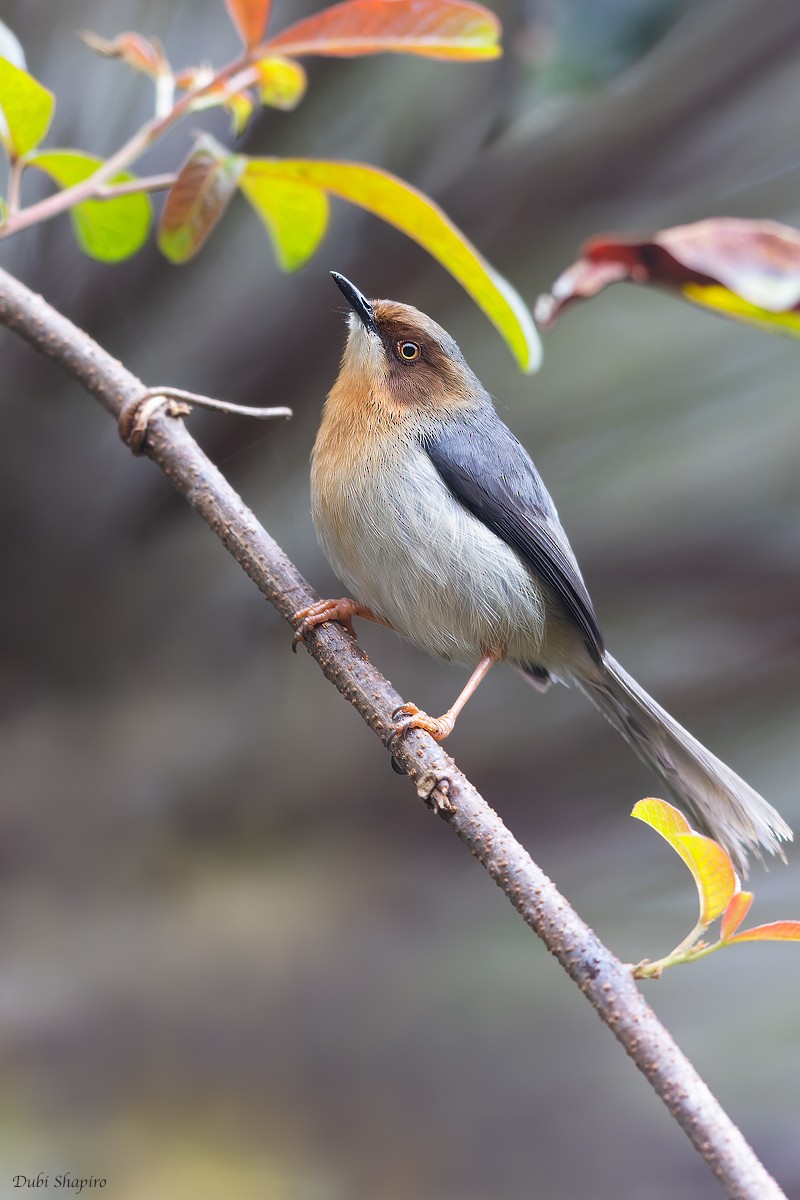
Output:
[{"left": 330, "top": 271, "right": 485, "bottom": 420}]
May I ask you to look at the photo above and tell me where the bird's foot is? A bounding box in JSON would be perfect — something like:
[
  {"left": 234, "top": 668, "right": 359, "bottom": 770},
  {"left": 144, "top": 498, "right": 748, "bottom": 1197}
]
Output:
[
  {"left": 391, "top": 703, "right": 456, "bottom": 742},
  {"left": 293, "top": 598, "right": 389, "bottom": 650},
  {"left": 292, "top": 596, "right": 364, "bottom": 650}
]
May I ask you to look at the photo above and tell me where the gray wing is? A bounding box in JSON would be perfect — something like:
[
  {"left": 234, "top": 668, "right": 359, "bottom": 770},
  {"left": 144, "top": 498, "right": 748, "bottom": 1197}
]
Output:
[{"left": 424, "top": 407, "right": 604, "bottom": 664}]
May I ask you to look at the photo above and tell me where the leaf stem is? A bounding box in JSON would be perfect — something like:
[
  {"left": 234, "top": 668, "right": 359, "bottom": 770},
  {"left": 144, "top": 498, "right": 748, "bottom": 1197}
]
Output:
[{"left": 6, "top": 156, "right": 25, "bottom": 217}]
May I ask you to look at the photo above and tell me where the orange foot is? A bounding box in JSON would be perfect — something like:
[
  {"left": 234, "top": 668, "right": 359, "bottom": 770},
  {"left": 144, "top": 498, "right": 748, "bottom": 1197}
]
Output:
[
  {"left": 391, "top": 702, "right": 457, "bottom": 742},
  {"left": 292, "top": 597, "right": 381, "bottom": 650}
]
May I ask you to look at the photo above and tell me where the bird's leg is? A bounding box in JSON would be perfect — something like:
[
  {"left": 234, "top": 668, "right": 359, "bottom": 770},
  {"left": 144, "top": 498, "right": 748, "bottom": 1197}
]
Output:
[
  {"left": 393, "top": 655, "right": 496, "bottom": 742},
  {"left": 292, "top": 597, "right": 390, "bottom": 649}
]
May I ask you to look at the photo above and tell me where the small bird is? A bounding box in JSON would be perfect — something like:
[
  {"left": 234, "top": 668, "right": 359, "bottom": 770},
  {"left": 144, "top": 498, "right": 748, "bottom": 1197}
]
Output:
[{"left": 295, "top": 271, "right": 791, "bottom": 874}]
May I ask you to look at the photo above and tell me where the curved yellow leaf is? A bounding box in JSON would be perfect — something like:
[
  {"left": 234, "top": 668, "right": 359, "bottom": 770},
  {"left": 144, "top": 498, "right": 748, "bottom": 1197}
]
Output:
[
  {"left": 673, "top": 833, "right": 737, "bottom": 926},
  {"left": 631, "top": 797, "right": 691, "bottom": 840},
  {"left": 240, "top": 158, "right": 540, "bottom": 371},
  {"left": 632, "top": 797, "right": 737, "bottom": 926}
]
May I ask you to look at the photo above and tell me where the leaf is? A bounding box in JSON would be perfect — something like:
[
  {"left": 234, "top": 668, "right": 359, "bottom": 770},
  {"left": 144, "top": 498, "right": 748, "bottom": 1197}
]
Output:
[
  {"left": 536, "top": 218, "right": 800, "bottom": 338},
  {"left": 0, "top": 56, "right": 54, "bottom": 158},
  {"left": 79, "top": 30, "right": 169, "bottom": 77},
  {"left": 728, "top": 921, "right": 800, "bottom": 944},
  {"left": 159, "top": 137, "right": 245, "bottom": 264},
  {"left": 225, "top": 90, "right": 256, "bottom": 136},
  {"left": 239, "top": 158, "right": 540, "bottom": 371},
  {"left": 266, "top": 0, "right": 501, "bottom": 61},
  {"left": 225, "top": 0, "right": 272, "bottom": 49},
  {"left": 632, "top": 797, "right": 737, "bottom": 926},
  {"left": 28, "top": 150, "right": 152, "bottom": 261},
  {"left": 255, "top": 56, "right": 307, "bottom": 110},
  {"left": 239, "top": 171, "right": 330, "bottom": 271},
  {"left": 720, "top": 890, "right": 753, "bottom": 941}
]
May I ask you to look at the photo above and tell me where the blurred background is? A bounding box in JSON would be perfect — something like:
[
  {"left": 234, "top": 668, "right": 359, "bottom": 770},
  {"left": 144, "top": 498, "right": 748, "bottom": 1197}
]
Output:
[{"left": 1, "top": 0, "right": 800, "bottom": 1196}]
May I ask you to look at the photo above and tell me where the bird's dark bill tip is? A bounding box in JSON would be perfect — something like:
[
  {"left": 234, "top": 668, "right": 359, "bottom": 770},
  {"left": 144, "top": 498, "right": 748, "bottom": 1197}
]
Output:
[{"left": 330, "top": 270, "right": 378, "bottom": 334}]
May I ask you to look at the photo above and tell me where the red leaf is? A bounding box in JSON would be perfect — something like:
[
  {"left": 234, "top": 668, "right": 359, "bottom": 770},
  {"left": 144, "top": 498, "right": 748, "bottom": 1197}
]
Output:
[
  {"left": 79, "top": 30, "right": 168, "bottom": 77},
  {"left": 729, "top": 921, "right": 800, "bottom": 944},
  {"left": 266, "top": 0, "right": 501, "bottom": 61},
  {"left": 536, "top": 217, "right": 800, "bottom": 335},
  {"left": 158, "top": 137, "right": 245, "bottom": 263},
  {"left": 720, "top": 891, "right": 753, "bottom": 941},
  {"left": 224, "top": 0, "right": 272, "bottom": 49}
]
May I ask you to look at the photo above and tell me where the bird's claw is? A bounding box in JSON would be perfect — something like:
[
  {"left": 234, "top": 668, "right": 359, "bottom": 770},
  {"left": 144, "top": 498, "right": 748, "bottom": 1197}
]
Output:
[
  {"left": 292, "top": 598, "right": 356, "bottom": 651},
  {"left": 390, "top": 703, "right": 455, "bottom": 742}
]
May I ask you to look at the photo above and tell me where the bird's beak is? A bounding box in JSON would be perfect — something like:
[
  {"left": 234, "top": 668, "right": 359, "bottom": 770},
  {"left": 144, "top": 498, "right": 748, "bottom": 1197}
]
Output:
[{"left": 331, "top": 271, "right": 379, "bottom": 335}]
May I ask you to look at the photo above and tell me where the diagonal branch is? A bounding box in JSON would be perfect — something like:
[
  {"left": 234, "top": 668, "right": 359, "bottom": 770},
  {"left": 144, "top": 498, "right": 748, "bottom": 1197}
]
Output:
[{"left": 0, "top": 264, "right": 785, "bottom": 1200}]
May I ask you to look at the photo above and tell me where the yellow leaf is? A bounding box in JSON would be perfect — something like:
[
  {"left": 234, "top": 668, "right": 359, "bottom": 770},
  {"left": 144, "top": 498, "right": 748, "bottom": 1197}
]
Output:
[
  {"left": 239, "top": 171, "right": 329, "bottom": 271},
  {"left": 255, "top": 56, "right": 307, "bottom": 110},
  {"left": 240, "top": 158, "right": 540, "bottom": 371},
  {"left": 631, "top": 797, "right": 691, "bottom": 839},
  {"left": 682, "top": 284, "right": 800, "bottom": 338},
  {"left": 632, "top": 797, "right": 737, "bottom": 926}
]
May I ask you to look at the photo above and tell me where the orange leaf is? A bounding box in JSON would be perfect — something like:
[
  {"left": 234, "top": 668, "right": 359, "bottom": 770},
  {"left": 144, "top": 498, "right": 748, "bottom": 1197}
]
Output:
[
  {"left": 224, "top": 0, "right": 272, "bottom": 49},
  {"left": 728, "top": 921, "right": 800, "bottom": 943},
  {"left": 720, "top": 890, "right": 753, "bottom": 941},
  {"left": 631, "top": 798, "right": 737, "bottom": 926},
  {"left": 266, "top": 0, "right": 501, "bottom": 61},
  {"left": 79, "top": 30, "right": 168, "bottom": 77},
  {"left": 158, "top": 137, "right": 245, "bottom": 263},
  {"left": 535, "top": 217, "right": 800, "bottom": 337}
]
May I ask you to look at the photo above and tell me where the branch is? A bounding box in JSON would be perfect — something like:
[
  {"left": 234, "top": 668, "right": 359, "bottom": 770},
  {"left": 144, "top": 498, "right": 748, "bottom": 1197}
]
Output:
[
  {"left": 0, "top": 264, "right": 786, "bottom": 1200},
  {"left": 0, "top": 54, "right": 251, "bottom": 240}
]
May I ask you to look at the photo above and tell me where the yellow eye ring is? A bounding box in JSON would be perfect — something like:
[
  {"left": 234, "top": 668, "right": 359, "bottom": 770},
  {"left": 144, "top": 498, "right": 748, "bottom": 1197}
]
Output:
[{"left": 397, "top": 340, "right": 420, "bottom": 361}]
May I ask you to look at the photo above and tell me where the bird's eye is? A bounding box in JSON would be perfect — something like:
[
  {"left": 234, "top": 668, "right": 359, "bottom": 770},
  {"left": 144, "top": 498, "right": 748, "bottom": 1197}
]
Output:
[{"left": 397, "top": 340, "right": 420, "bottom": 361}]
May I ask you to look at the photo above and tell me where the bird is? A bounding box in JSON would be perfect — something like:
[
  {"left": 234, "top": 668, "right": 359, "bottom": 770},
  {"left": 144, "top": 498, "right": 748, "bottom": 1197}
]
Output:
[{"left": 294, "top": 271, "right": 792, "bottom": 875}]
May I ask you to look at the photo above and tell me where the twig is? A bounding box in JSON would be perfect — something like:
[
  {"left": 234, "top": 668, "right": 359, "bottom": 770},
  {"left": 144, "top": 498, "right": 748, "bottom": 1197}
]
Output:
[
  {"left": 0, "top": 264, "right": 786, "bottom": 1200},
  {"left": 0, "top": 51, "right": 253, "bottom": 241},
  {"left": 95, "top": 173, "right": 177, "bottom": 200}
]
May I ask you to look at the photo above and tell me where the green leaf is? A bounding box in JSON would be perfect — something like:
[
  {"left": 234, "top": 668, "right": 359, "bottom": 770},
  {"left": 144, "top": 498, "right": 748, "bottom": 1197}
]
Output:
[
  {"left": 240, "top": 158, "right": 540, "bottom": 371},
  {"left": 239, "top": 168, "right": 329, "bottom": 271},
  {"left": 28, "top": 150, "right": 152, "bottom": 261},
  {"left": 159, "top": 138, "right": 246, "bottom": 264},
  {"left": 0, "top": 56, "right": 54, "bottom": 158}
]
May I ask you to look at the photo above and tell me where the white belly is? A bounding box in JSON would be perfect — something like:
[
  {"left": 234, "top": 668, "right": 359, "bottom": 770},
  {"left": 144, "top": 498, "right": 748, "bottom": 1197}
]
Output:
[{"left": 312, "top": 441, "right": 550, "bottom": 666}]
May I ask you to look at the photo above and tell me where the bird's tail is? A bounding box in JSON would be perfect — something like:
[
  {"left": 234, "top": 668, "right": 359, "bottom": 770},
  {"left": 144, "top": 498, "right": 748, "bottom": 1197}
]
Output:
[{"left": 574, "top": 653, "right": 792, "bottom": 875}]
